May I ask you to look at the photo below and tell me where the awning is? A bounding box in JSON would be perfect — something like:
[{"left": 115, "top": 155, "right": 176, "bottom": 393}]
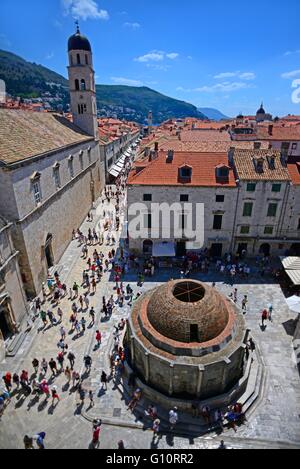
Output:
[
  {"left": 109, "top": 168, "right": 121, "bottom": 178},
  {"left": 152, "top": 241, "right": 176, "bottom": 257},
  {"left": 286, "top": 295, "right": 300, "bottom": 313},
  {"left": 280, "top": 256, "right": 300, "bottom": 285}
]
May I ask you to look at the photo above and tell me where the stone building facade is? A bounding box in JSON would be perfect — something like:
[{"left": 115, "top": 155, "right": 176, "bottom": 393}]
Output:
[
  {"left": 127, "top": 148, "right": 300, "bottom": 258},
  {"left": 0, "top": 217, "right": 28, "bottom": 360},
  {"left": 0, "top": 27, "right": 106, "bottom": 298}
]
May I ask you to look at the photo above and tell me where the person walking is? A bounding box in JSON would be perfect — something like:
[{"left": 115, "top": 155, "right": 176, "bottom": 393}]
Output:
[
  {"left": 89, "top": 307, "right": 95, "bottom": 326},
  {"left": 60, "top": 326, "right": 66, "bottom": 340},
  {"left": 268, "top": 304, "right": 273, "bottom": 322},
  {"left": 84, "top": 355, "right": 92, "bottom": 373},
  {"left": 152, "top": 419, "right": 161, "bottom": 443},
  {"left": 13, "top": 373, "right": 20, "bottom": 390},
  {"left": 3, "top": 372, "right": 12, "bottom": 392},
  {"left": 96, "top": 330, "right": 102, "bottom": 348},
  {"left": 32, "top": 358, "right": 39, "bottom": 375},
  {"left": 49, "top": 358, "right": 58, "bottom": 377},
  {"left": 36, "top": 432, "right": 46, "bottom": 450},
  {"left": 57, "top": 352, "right": 64, "bottom": 371},
  {"left": 100, "top": 371, "right": 108, "bottom": 390},
  {"left": 81, "top": 317, "right": 86, "bottom": 333},
  {"left": 169, "top": 407, "right": 178, "bottom": 431},
  {"left": 23, "top": 435, "right": 34, "bottom": 450},
  {"left": 89, "top": 390, "right": 94, "bottom": 408},
  {"left": 41, "top": 359, "right": 48, "bottom": 376},
  {"left": 84, "top": 294, "right": 90, "bottom": 310},
  {"left": 261, "top": 309, "right": 268, "bottom": 328},
  {"left": 241, "top": 295, "right": 248, "bottom": 314},
  {"left": 65, "top": 366, "right": 72, "bottom": 383},
  {"left": 51, "top": 386, "right": 60, "bottom": 405},
  {"left": 67, "top": 351, "right": 76, "bottom": 370},
  {"left": 57, "top": 307, "right": 63, "bottom": 323}
]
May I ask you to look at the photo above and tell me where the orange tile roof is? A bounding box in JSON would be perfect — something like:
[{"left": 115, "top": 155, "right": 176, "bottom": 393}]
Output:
[
  {"left": 288, "top": 157, "right": 300, "bottom": 185},
  {"left": 0, "top": 109, "right": 92, "bottom": 165},
  {"left": 128, "top": 151, "right": 236, "bottom": 187},
  {"left": 180, "top": 130, "right": 231, "bottom": 142},
  {"left": 233, "top": 149, "right": 290, "bottom": 181}
]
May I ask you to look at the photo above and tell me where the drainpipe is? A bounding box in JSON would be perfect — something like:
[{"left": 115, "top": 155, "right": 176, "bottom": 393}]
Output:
[
  {"left": 230, "top": 182, "right": 241, "bottom": 253},
  {"left": 277, "top": 182, "right": 291, "bottom": 239}
]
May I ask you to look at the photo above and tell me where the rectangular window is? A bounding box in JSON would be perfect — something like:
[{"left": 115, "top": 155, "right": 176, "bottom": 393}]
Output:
[
  {"left": 144, "top": 213, "right": 152, "bottom": 229},
  {"left": 180, "top": 194, "right": 189, "bottom": 202},
  {"left": 264, "top": 226, "right": 274, "bottom": 235},
  {"left": 33, "top": 181, "right": 41, "bottom": 205},
  {"left": 240, "top": 226, "right": 250, "bottom": 234},
  {"left": 54, "top": 169, "right": 60, "bottom": 189},
  {"left": 143, "top": 194, "right": 152, "bottom": 201},
  {"left": 243, "top": 202, "right": 253, "bottom": 217},
  {"left": 272, "top": 183, "right": 281, "bottom": 193},
  {"left": 297, "top": 218, "right": 300, "bottom": 230},
  {"left": 88, "top": 148, "right": 92, "bottom": 164},
  {"left": 246, "top": 183, "right": 256, "bottom": 192},
  {"left": 213, "top": 215, "right": 223, "bottom": 230},
  {"left": 216, "top": 195, "right": 225, "bottom": 203},
  {"left": 267, "top": 203, "right": 278, "bottom": 217},
  {"left": 292, "top": 143, "right": 297, "bottom": 151}
]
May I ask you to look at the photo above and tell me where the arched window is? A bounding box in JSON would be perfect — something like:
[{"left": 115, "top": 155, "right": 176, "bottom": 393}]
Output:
[
  {"left": 77, "top": 53, "right": 81, "bottom": 65},
  {"left": 70, "top": 55, "right": 73, "bottom": 66},
  {"left": 85, "top": 54, "right": 89, "bottom": 65},
  {"left": 75, "top": 79, "right": 80, "bottom": 91},
  {"left": 143, "top": 240, "right": 153, "bottom": 255},
  {"left": 81, "top": 79, "right": 86, "bottom": 91}
]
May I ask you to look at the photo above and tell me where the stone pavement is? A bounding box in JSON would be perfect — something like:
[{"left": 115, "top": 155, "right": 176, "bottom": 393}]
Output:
[{"left": 0, "top": 190, "right": 300, "bottom": 449}]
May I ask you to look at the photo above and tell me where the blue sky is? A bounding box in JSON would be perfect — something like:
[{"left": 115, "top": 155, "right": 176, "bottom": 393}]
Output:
[{"left": 1, "top": 0, "right": 300, "bottom": 117}]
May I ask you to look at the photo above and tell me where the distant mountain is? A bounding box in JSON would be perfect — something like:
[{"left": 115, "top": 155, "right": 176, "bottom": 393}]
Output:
[
  {"left": 0, "top": 49, "right": 207, "bottom": 124},
  {"left": 96, "top": 85, "right": 207, "bottom": 124},
  {"left": 198, "top": 107, "right": 229, "bottom": 121}
]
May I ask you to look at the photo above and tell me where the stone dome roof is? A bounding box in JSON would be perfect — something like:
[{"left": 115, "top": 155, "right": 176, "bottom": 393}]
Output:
[
  {"left": 257, "top": 104, "right": 266, "bottom": 115},
  {"left": 147, "top": 280, "right": 230, "bottom": 344},
  {"left": 68, "top": 27, "right": 91, "bottom": 52}
]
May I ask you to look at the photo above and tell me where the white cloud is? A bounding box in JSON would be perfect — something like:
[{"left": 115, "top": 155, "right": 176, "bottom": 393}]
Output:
[
  {"left": 146, "top": 63, "right": 170, "bottom": 72},
  {"left": 284, "top": 49, "right": 300, "bottom": 56},
  {"left": 111, "top": 77, "right": 143, "bottom": 87},
  {"left": 135, "top": 50, "right": 179, "bottom": 63},
  {"left": 239, "top": 72, "right": 256, "bottom": 80},
  {"left": 214, "top": 71, "right": 256, "bottom": 80},
  {"left": 61, "top": 0, "right": 109, "bottom": 21},
  {"left": 166, "top": 53, "right": 179, "bottom": 60},
  {"left": 281, "top": 69, "right": 300, "bottom": 79},
  {"left": 124, "top": 22, "right": 141, "bottom": 29},
  {"left": 195, "top": 82, "right": 253, "bottom": 93},
  {"left": 176, "top": 86, "right": 192, "bottom": 92},
  {"left": 46, "top": 52, "right": 55, "bottom": 60},
  {"left": 135, "top": 51, "right": 165, "bottom": 63}
]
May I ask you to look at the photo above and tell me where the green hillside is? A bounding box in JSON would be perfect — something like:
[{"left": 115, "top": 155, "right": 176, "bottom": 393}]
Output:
[{"left": 0, "top": 49, "right": 207, "bottom": 123}]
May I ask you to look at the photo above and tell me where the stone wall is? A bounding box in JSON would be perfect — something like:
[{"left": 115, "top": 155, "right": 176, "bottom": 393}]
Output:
[{"left": 0, "top": 140, "right": 104, "bottom": 297}]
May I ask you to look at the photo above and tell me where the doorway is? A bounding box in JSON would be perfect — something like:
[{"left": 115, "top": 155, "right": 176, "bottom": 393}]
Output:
[
  {"left": 176, "top": 241, "right": 186, "bottom": 257},
  {"left": 45, "top": 234, "right": 54, "bottom": 269},
  {"left": 0, "top": 304, "right": 11, "bottom": 340},
  {"left": 259, "top": 243, "right": 271, "bottom": 257},
  {"left": 210, "top": 243, "right": 223, "bottom": 258},
  {"left": 238, "top": 243, "right": 248, "bottom": 257},
  {"left": 290, "top": 244, "right": 300, "bottom": 256}
]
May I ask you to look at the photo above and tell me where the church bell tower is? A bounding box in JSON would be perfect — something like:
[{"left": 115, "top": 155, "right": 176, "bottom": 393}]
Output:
[{"left": 67, "top": 23, "right": 99, "bottom": 139}]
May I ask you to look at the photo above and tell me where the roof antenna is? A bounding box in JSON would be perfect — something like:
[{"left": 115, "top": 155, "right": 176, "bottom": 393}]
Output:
[{"left": 75, "top": 20, "right": 80, "bottom": 34}]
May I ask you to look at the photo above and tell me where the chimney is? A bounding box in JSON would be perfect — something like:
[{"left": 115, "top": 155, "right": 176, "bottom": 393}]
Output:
[
  {"left": 166, "top": 150, "right": 174, "bottom": 163},
  {"left": 268, "top": 124, "right": 273, "bottom": 136},
  {"left": 154, "top": 141, "right": 159, "bottom": 152},
  {"left": 144, "top": 147, "right": 150, "bottom": 157}
]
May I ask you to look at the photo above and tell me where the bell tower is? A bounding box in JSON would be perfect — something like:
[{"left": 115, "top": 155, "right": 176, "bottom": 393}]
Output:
[{"left": 67, "top": 22, "right": 98, "bottom": 139}]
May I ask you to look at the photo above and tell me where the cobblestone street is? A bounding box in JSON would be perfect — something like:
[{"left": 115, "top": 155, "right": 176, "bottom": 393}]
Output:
[{"left": 0, "top": 192, "right": 300, "bottom": 450}]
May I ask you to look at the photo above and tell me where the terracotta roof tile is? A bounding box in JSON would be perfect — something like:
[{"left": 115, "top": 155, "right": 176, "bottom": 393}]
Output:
[
  {"left": 234, "top": 149, "right": 291, "bottom": 181},
  {"left": 128, "top": 151, "right": 236, "bottom": 187},
  {"left": 0, "top": 109, "right": 92, "bottom": 165}
]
